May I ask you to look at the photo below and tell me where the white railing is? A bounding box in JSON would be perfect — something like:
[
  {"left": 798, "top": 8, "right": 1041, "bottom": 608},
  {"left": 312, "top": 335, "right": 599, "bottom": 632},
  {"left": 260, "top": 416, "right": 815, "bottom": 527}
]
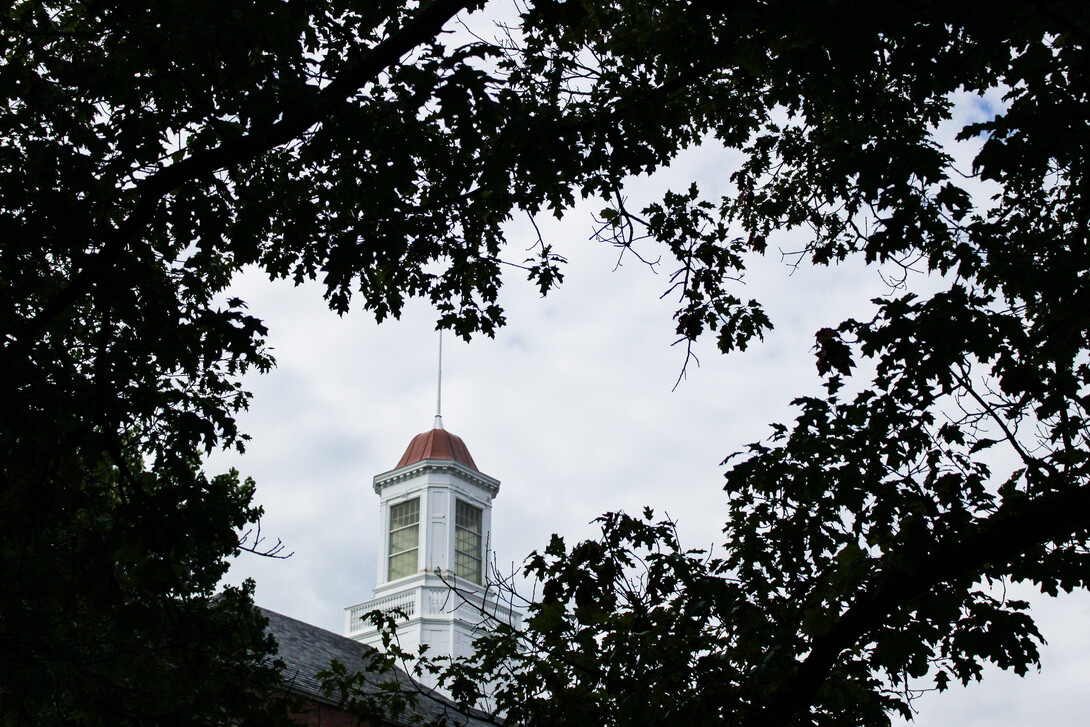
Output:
[
  {"left": 424, "top": 586, "right": 522, "bottom": 629},
  {"left": 346, "top": 585, "right": 523, "bottom": 636},
  {"left": 346, "top": 590, "right": 417, "bottom": 634}
]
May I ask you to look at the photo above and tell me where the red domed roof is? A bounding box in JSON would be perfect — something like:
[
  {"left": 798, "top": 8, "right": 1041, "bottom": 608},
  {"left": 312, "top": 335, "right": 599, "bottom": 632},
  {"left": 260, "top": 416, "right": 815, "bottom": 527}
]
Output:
[{"left": 396, "top": 425, "right": 478, "bottom": 471}]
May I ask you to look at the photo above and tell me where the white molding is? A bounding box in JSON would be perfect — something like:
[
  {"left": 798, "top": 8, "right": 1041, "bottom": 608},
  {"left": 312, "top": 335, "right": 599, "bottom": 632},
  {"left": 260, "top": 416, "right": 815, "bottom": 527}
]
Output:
[{"left": 373, "top": 459, "right": 501, "bottom": 497}]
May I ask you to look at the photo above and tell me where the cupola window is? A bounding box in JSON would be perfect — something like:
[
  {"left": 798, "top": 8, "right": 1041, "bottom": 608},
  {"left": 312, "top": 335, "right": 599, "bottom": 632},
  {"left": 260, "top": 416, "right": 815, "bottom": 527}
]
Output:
[
  {"left": 388, "top": 498, "right": 420, "bottom": 581},
  {"left": 455, "top": 500, "right": 483, "bottom": 584}
]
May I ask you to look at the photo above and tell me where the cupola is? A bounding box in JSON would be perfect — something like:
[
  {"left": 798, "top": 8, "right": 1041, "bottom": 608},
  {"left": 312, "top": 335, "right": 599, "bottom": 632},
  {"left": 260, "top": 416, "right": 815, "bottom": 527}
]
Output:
[{"left": 345, "top": 415, "right": 514, "bottom": 675}]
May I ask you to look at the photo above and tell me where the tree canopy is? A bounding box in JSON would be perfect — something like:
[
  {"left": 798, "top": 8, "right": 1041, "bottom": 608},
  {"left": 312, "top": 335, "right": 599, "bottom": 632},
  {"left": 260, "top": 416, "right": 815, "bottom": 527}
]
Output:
[{"left": 3, "top": 0, "right": 1089, "bottom": 724}]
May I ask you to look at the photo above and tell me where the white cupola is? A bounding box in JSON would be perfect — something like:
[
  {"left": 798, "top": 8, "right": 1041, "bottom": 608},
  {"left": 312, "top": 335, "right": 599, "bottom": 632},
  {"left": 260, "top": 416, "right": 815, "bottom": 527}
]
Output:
[{"left": 345, "top": 415, "right": 518, "bottom": 672}]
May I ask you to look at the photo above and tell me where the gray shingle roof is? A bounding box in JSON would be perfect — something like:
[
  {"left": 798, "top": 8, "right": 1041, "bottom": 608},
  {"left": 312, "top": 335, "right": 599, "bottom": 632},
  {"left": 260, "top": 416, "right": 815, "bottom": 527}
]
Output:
[{"left": 262, "top": 607, "right": 494, "bottom": 727}]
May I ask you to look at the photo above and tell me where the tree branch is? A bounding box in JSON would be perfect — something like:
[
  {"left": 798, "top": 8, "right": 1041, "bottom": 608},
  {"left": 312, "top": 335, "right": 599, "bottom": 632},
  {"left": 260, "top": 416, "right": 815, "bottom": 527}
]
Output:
[{"left": 756, "top": 475, "right": 1090, "bottom": 726}]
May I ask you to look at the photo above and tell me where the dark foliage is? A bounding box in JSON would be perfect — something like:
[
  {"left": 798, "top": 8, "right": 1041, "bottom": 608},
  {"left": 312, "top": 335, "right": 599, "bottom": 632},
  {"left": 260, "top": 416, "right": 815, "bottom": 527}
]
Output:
[{"left": 3, "top": 0, "right": 1088, "bottom": 724}]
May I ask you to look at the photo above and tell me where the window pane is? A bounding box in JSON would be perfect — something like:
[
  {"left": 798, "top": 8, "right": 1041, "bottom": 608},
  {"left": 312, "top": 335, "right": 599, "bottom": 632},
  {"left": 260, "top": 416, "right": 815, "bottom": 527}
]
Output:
[
  {"left": 389, "top": 549, "right": 418, "bottom": 580},
  {"left": 455, "top": 500, "right": 483, "bottom": 584},
  {"left": 456, "top": 501, "right": 481, "bottom": 533},
  {"left": 455, "top": 551, "right": 481, "bottom": 584},
  {"left": 455, "top": 527, "right": 480, "bottom": 554},
  {"left": 390, "top": 526, "right": 418, "bottom": 554},
  {"left": 390, "top": 499, "right": 419, "bottom": 530}
]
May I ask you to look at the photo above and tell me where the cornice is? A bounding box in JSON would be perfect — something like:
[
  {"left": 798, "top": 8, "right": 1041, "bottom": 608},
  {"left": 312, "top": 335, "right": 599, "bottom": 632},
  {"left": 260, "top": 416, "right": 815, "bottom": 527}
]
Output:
[{"left": 373, "top": 459, "right": 501, "bottom": 497}]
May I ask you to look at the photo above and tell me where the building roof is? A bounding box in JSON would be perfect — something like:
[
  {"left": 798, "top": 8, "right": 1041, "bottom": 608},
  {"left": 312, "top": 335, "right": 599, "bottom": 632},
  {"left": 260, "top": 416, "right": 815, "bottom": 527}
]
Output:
[
  {"left": 395, "top": 418, "right": 478, "bottom": 471},
  {"left": 262, "top": 607, "right": 492, "bottom": 727}
]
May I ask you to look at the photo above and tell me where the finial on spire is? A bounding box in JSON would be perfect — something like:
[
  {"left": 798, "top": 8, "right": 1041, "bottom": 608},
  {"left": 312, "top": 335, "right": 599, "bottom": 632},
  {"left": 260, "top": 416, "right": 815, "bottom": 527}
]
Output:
[{"left": 434, "top": 329, "right": 444, "bottom": 430}]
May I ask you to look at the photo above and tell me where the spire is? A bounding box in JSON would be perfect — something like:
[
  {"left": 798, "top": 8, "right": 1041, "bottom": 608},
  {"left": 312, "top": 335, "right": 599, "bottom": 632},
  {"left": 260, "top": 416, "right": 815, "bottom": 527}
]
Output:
[
  {"left": 434, "top": 329, "right": 444, "bottom": 430},
  {"left": 391, "top": 332, "right": 482, "bottom": 471}
]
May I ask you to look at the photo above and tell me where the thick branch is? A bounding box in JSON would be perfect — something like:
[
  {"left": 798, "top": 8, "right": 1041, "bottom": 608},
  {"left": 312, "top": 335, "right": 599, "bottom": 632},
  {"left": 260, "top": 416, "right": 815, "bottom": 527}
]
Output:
[
  {"left": 136, "top": 0, "right": 472, "bottom": 204},
  {"left": 756, "top": 476, "right": 1090, "bottom": 726},
  {"left": 18, "top": 0, "right": 471, "bottom": 344}
]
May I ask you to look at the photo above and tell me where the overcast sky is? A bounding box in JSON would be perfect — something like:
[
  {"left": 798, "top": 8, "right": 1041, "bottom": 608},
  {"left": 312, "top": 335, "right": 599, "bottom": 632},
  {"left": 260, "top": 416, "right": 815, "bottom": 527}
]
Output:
[{"left": 208, "top": 105, "right": 1089, "bottom": 725}]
